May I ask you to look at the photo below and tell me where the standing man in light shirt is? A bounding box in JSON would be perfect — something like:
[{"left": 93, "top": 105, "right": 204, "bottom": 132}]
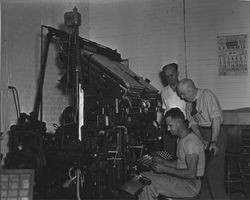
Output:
[
  {"left": 155, "top": 63, "right": 186, "bottom": 155},
  {"left": 160, "top": 63, "right": 186, "bottom": 117},
  {"left": 177, "top": 78, "right": 227, "bottom": 200}
]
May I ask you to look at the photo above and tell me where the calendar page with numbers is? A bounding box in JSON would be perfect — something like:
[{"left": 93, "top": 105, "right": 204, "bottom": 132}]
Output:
[{"left": 217, "top": 34, "right": 247, "bottom": 76}]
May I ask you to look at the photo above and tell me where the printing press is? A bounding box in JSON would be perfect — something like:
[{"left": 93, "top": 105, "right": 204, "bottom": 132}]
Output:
[
  {"left": 42, "top": 27, "right": 161, "bottom": 198},
  {"left": 4, "top": 8, "right": 162, "bottom": 199}
]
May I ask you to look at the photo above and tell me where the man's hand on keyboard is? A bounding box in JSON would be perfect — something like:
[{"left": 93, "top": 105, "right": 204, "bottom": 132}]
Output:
[
  {"left": 136, "top": 151, "right": 174, "bottom": 170},
  {"left": 151, "top": 162, "right": 166, "bottom": 173},
  {"left": 152, "top": 155, "right": 164, "bottom": 165}
]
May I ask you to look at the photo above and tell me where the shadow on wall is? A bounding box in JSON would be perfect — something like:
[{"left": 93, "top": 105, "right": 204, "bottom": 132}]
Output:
[
  {"left": 159, "top": 70, "right": 168, "bottom": 87},
  {"left": 53, "top": 23, "right": 75, "bottom": 105}
]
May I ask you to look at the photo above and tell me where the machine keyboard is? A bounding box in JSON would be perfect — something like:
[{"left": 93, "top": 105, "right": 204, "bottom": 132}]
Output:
[{"left": 136, "top": 151, "right": 173, "bottom": 168}]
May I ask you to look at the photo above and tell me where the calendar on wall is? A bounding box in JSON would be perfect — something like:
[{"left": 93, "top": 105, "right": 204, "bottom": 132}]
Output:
[{"left": 217, "top": 34, "right": 248, "bottom": 76}]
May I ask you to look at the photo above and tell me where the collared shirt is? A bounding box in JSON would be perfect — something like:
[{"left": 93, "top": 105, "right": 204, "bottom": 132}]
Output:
[
  {"left": 160, "top": 85, "right": 186, "bottom": 117},
  {"left": 176, "top": 132, "right": 205, "bottom": 177},
  {"left": 186, "top": 89, "right": 223, "bottom": 127}
]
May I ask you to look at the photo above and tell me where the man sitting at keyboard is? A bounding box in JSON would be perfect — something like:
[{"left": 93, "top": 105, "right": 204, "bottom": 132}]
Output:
[{"left": 138, "top": 107, "right": 205, "bottom": 200}]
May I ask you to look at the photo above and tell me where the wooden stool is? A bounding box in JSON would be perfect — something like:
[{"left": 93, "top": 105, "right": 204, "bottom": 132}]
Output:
[{"left": 157, "top": 193, "right": 200, "bottom": 200}]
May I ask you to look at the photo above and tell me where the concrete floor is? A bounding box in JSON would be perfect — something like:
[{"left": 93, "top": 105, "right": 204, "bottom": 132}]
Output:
[{"left": 35, "top": 184, "right": 250, "bottom": 200}]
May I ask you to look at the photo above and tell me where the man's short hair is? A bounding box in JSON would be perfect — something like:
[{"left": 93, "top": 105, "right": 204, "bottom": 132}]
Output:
[
  {"left": 164, "top": 107, "right": 185, "bottom": 122},
  {"left": 162, "top": 63, "right": 178, "bottom": 72}
]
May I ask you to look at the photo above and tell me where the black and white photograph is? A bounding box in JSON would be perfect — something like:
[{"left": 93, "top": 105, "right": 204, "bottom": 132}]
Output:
[{"left": 0, "top": 0, "right": 250, "bottom": 200}]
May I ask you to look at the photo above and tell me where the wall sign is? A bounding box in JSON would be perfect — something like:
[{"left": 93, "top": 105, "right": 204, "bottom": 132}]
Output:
[{"left": 217, "top": 34, "right": 248, "bottom": 76}]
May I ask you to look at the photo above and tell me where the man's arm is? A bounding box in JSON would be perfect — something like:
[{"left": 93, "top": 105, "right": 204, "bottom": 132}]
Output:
[
  {"left": 191, "top": 124, "right": 208, "bottom": 148},
  {"left": 205, "top": 90, "right": 223, "bottom": 155},
  {"left": 153, "top": 155, "right": 177, "bottom": 168},
  {"left": 152, "top": 154, "right": 198, "bottom": 179},
  {"left": 210, "top": 116, "right": 221, "bottom": 155}
]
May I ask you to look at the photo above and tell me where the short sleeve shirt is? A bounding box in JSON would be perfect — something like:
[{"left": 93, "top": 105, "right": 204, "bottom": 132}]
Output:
[
  {"left": 161, "top": 85, "right": 186, "bottom": 117},
  {"left": 186, "top": 89, "right": 223, "bottom": 127},
  {"left": 176, "top": 132, "right": 205, "bottom": 177}
]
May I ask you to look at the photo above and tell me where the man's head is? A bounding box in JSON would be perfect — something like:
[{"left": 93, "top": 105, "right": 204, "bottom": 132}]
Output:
[
  {"left": 177, "top": 78, "right": 197, "bottom": 102},
  {"left": 164, "top": 107, "right": 187, "bottom": 137},
  {"left": 162, "top": 63, "right": 179, "bottom": 87}
]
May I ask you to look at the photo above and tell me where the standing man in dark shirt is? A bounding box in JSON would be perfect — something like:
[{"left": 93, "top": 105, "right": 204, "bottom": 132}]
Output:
[{"left": 177, "top": 78, "right": 227, "bottom": 200}]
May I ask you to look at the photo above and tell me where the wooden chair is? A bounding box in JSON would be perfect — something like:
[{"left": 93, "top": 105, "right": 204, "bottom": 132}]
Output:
[{"left": 224, "top": 151, "right": 248, "bottom": 200}]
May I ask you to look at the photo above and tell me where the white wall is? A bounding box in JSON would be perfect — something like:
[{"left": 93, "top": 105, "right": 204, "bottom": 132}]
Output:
[
  {"left": 1, "top": 0, "right": 250, "bottom": 163},
  {"left": 89, "top": 0, "right": 250, "bottom": 110},
  {"left": 89, "top": 0, "right": 186, "bottom": 89},
  {"left": 1, "top": 0, "right": 89, "bottom": 161},
  {"left": 185, "top": 0, "right": 250, "bottom": 109}
]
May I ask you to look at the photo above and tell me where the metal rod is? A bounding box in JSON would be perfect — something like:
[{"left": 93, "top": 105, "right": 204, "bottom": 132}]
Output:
[{"left": 183, "top": 0, "right": 188, "bottom": 78}]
